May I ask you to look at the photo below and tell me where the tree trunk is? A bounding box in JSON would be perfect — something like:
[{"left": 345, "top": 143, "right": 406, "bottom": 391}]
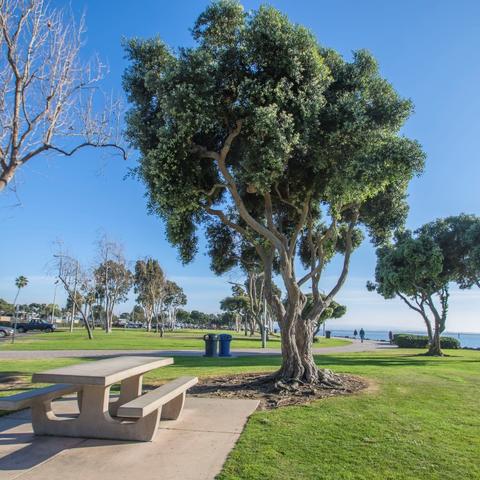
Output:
[
  {"left": 277, "top": 319, "right": 304, "bottom": 382},
  {"left": 425, "top": 292, "right": 447, "bottom": 356},
  {"left": 422, "top": 315, "right": 433, "bottom": 345},
  {"left": 427, "top": 322, "right": 442, "bottom": 356},
  {"left": 295, "top": 319, "right": 319, "bottom": 382},
  {"left": 249, "top": 319, "right": 255, "bottom": 336}
]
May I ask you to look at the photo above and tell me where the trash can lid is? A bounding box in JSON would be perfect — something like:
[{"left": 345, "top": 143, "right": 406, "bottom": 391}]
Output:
[
  {"left": 218, "top": 334, "right": 232, "bottom": 340},
  {"left": 203, "top": 333, "right": 218, "bottom": 340}
]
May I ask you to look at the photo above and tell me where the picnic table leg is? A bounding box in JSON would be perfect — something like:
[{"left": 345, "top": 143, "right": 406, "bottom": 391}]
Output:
[
  {"left": 32, "top": 384, "right": 160, "bottom": 442},
  {"left": 109, "top": 374, "right": 143, "bottom": 416},
  {"left": 161, "top": 391, "right": 186, "bottom": 420}
]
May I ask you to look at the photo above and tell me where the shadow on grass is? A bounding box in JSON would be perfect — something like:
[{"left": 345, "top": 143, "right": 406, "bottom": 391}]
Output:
[{"left": 314, "top": 353, "right": 480, "bottom": 369}]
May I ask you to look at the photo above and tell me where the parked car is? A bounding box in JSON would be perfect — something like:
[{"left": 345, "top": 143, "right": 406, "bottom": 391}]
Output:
[
  {"left": 0, "top": 325, "right": 14, "bottom": 337},
  {"left": 126, "top": 322, "right": 143, "bottom": 329},
  {"left": 15, "top": 319, "right": 56, "bottom": 333}
]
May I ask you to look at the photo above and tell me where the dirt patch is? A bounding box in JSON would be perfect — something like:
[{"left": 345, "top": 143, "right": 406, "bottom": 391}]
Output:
[
  {"left": 0, "top": 374, "right": 31, "bottom": 392},
  {"left": 188, "top": 372, "right": 368, "bottom": 410}
]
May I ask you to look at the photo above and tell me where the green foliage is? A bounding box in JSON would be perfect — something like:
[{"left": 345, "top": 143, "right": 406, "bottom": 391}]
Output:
[
  {"left": 0, "top": 298, "right": 14, "bottom": 315},
  {"left": 370, "top": 230, "right": 446, "bottom": 300},
  {"left": 123, "top": 0, "right": 424, "bottom": 264},
  {"left": 220, "top": 293, "right": 250, "bottom": 315},
  {"left": 393, "top": 334, "right": 460, "bottom": 349},
  {"left": 301, "top": 293, "right": 346, "bottom": 323},
  {"left": 94, "top": 260, "right": 133, "bottom": 304},
  {"left": 163, "top": 280, "right": 187, "bottom": 310},
  {"left": 417, "top": 214, "right": 480, "bottom": 289}
]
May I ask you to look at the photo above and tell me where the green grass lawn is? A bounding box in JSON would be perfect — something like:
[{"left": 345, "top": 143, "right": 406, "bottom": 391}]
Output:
[
  {"left": 0, "top": 328, "right": 350, "bottom": 350},
  {"left": 1, "top": 349, "right": 478, "bottom": 479}
]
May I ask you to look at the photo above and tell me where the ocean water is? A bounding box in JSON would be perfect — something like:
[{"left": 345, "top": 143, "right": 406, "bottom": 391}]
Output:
[{"left": 326, "top": 329, "right": 480, "bottom": 349}]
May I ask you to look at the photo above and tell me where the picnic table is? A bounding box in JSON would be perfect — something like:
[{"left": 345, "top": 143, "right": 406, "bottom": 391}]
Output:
[{"left": 0, "top": 356, "right": 198, "bottom": 442}]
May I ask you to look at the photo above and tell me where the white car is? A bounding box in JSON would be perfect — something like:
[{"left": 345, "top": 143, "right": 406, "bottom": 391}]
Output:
[{"left": 0, "top": 326, "right": 14, "bottom": 337}]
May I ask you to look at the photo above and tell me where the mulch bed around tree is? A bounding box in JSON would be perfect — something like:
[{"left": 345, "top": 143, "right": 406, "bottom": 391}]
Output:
[{"left": 188, "top": 372, "right": 368, "bottom": 410}]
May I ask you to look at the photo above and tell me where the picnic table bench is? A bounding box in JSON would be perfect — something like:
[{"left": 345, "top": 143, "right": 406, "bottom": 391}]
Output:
[{"left": 0, "top": 356, "right": 198, "bottom": 442}]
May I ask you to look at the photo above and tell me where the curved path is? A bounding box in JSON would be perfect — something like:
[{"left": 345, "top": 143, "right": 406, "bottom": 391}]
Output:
[{"left": 0, "top": 338, "right": 396, "bottom": 359}]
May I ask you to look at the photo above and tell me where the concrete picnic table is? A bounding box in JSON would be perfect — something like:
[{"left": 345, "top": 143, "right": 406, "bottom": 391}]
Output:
[{"left": 28, "top": 355, "right": 195, "bottom": 441}]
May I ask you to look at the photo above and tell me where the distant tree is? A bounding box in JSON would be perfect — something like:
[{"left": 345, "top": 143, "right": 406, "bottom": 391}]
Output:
[
  {"left": 123, "top": 1, "right": 424, "bottom": 385},
  {"left": 95, "top": 237, "right": 133, "bottom": 333},
  {"left": 0, "top": 298, "right": 14, "bottom": 315},
  {"left": 131, "top": 305, "right": 145, "bottom": 323},
  {"left": 56, "top": 255, "right": 94, "bottom": 339},
  {"left": 368, "top": 230, "right": 452, "bottom": 356},
  {"left": 11, "top": 275, "right": 28, "bottom": 343},
  {"left": 0, "top": 0, "right": 125, "bottom": 194},
  {"left": 220, "top": 287, "right": 250, "bottom": 334},
  {"left": 163, "top": 280, "right": 187, "bottom": 329},
  {"left": 176, "top": 308, "right": 190, "bottom": 325},
  {"left": 189, "top": 310, "right": 210, "bottom": 328},
  {"left": 134, "top": 258, "right": 166, "bottom": 332}
]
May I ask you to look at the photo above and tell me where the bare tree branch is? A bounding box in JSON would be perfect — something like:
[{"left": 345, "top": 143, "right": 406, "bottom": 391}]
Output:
[{"left": 0, "top": 0, "right": 126, "bottom": 193}]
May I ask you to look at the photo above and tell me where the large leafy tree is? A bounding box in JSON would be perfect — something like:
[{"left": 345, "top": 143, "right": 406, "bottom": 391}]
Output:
[
  {"left": 368, "top": 230, "right": 451, "bottom": 356},
  {"left": 124, "top": 1, "right": 424, "bottom": 384}
]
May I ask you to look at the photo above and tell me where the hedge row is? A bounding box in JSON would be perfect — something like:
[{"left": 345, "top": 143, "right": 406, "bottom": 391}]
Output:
[{"left": 393, "top": 334, "right": 460, "bottom": 349}]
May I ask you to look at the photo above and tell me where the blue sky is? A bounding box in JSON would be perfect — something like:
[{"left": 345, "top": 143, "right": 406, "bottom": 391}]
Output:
[{"left": 1, "top": 0, "right": 479, "bottom": 333}]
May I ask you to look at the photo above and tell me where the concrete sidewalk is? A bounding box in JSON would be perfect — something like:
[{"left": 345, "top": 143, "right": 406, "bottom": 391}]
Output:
[
  {"left": 0, "top": 339, "right": 396, "bottom": 359},
  {"left": 0, "top": 396, "right": 259, "bottom": 480}
]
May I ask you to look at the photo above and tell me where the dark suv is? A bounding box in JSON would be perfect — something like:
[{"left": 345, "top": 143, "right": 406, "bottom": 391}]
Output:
[{"left": 15, "top": 320, "right": 56, "bottom": 333}]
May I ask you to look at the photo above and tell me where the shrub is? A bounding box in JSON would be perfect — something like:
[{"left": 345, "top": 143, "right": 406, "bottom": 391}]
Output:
[{"left": 393, "top": 334, "right": 460, "bottom": 349}]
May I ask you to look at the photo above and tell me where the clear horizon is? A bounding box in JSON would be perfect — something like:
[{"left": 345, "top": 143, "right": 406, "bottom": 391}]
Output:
[{"left": 1, "top": 0, "right": 479, "bottom": 333}]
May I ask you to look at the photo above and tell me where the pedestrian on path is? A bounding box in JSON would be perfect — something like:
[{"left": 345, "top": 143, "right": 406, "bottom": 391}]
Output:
[
  {"left": 389, "top": 331, "right": 394, "bottom": 344},
  {"left": 353, "top": 329, "right": 358, "bottom": 339},
  {"left": 359, "top": 328, "right": 365, "bottom": 343}
]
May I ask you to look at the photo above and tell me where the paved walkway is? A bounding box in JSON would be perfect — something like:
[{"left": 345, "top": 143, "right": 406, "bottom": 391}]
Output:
[
  {"left": 0, "top": 339, "right": 396, "bottom": 359},
  {"left": 0, "top": 396, "right": 259, "bottom": 480}
]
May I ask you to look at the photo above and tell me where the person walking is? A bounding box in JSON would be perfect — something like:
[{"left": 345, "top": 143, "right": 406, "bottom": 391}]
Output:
[
  {"left": 388, "top": 330, "right": 394, "bottom": 344},
  {"left": 353, "top": 329, "right": 358, "bottom": 339},
  {"left": 359, "top": 328, "right": 365, "bottom": 343}
]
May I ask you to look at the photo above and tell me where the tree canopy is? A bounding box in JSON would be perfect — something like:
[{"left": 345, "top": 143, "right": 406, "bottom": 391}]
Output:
[{"left": 417, "top": 214, "right": 480, "bottom": 289}]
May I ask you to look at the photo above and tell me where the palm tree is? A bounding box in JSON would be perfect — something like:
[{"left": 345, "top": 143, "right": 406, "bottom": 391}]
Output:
[{"left": 12, "top": 276, "right": 28, "bottom": 344}]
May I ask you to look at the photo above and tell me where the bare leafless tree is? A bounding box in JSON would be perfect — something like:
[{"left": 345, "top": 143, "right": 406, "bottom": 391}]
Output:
[
  {"left": 54, "top": 252, "right": 94, "bottom": 339},
  {"left": 0, "top": 0, "right": 125, "bottom": 193},
  {"left": 94, "top": 234, "right": 132, "bottom": 333}
]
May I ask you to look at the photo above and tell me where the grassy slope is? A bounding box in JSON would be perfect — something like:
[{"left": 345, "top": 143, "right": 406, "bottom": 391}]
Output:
[
  {"left": 1, "top": 350, "right": 478, "bottom": 479},
  {"left": 0, "top": 328, "right": 350, "bottom": 350}
]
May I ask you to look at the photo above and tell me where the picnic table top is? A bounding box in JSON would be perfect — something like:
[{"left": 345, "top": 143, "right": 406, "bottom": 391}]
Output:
[{"left": 32, "top": 356, "right": 173, "bottom": 386}]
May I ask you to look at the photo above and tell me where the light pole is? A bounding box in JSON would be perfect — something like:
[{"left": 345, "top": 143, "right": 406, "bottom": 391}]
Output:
[
  {"left": 51, "top": 280, "right": 58, "bottom": 323},
  {"left": 70, "top": 260, "right": 79, "bottom": 333}
]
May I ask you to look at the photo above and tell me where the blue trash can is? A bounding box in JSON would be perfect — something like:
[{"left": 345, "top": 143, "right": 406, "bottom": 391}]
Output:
[
  {"left": 218, "top": 334, "right": 232, "bottom": 357},
  {"left": 203, "top": 334, "right": 219, "bottom": 357}
]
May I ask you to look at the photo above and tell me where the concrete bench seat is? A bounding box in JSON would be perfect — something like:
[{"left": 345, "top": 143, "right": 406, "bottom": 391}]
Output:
[
  {"left": 117, "top": 376, "right": 198, "bottom": 420},
  {"left": 0, "top": 384, "right": 80, "bottom": 411}
]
